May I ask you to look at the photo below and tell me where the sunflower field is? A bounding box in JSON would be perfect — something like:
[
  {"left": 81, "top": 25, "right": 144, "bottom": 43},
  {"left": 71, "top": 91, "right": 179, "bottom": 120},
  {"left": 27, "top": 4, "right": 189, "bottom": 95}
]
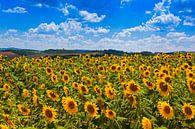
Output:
[{"left": 0, "top": 53, "right": 194, "bottom": 129}]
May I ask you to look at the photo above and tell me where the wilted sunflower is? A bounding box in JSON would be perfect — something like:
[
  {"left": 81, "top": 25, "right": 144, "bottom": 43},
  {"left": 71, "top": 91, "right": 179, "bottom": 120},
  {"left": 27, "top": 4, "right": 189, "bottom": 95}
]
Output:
[
  {"left": 187, "top": 79, "right": 195, "bottom": 94},
  {"left": 182, "top": 103, "right": 195, "bottom": 119},
  {"left": 17, "top": 104, "right": 30, "bottom": 116},
  {"left": 62, "top": 74, "right": 70, "bottom": 83},
  {"left": 0, "top": 124, "right": 9, "bottom": 129},
  {"left": 62, "top": 97, "right": 78, "bottom": 115},
  {"left": 141, "top": 117, "right": 152, "bottom": 129},
  {"left": 46, "top": 67, "right": 53, "bottom": 75},
  {"left": 84, "top": 101, "right": 98, "bottom": 118},
  {"left": 105, "top": 86, "right": 116, "bottom": 99},
  {"left": 157, "top": 79, "right": 172, "bottom": 96},
  {"left": 47, "top": 90, "right": 59, "bottom": 101},
  {"left": 105, "top": 109, "right": 116, "bottom": 120},
  {"left": 42, "top": 106, "right": 57, "bottom": 123},
  {"left": 157, "top": 101, "right": 174, "bottom": 119},
  {"left": 143, "top": 78, "right": 155, "bottom": 90},
  {"left": 3, "top": 83, "right": 9, "bottom": 91},
  {"left": 22, "top": 89, "right": 29, "bottom": 97},
  {"left": 127, "top": 80, "right": 141, "bottom": 94}
]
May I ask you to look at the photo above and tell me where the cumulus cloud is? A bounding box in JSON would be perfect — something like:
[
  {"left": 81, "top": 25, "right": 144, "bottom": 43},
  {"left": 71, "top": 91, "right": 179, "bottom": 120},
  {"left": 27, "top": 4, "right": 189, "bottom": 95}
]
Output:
[
  {"left": 114, "top": 0, "right": 181, "bottom": 38},
  {"left": 2, "top": 6, "right": 28, "bottom": 13},
  {"left": 60, "top": 4, "right": 77, "bottom": 16},
  {"left": 145, "top": 11, "right": 152, "bottom": 14},
  {"left": 28, "top": 20, "right": 109, "bottom": 35},
  {"left": 79, "top": 10, "right": 106, "bottom": 22}
]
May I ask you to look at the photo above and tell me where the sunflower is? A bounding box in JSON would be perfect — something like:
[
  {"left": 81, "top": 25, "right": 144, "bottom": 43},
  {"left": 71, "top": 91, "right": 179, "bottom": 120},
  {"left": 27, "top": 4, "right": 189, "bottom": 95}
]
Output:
[
  {"left": 186, "top": 70, "right": 193, "bottom": 79},
  {"left": 157, "top": 79, "right": 172, "bottom": 96},
  {"left": 33, "top": 76, "right": 39, "bottom": 84},
  {"left": 62, "top": 74, "right": 70, "bottom": 83},
  {"left": 17, "top": 104, "right": 30, "bottom": 116},
  {"left": 127, "top": 80, "right": 141, "bottom": 94},
  {"left": 141, "top": 117, "right": 152, "bottom": 129},
  {"left": 84, "top": 101, "right": 98, "bottom": 118},
  {"left": 79, "top": 84, "right": 89, "bottom": 94},
  {"left": 51, "top": 74, "right": 58, "bottom": 83},
  {"left": 72, "top": 82, "right": 79, "bottom": 90},
  {"left": 62, "top": 97, "right": 78, "bottom": 115},
  {"left": 63, "top": 86, "right": 69, "bottom": 95},
  {"left": 59, "top": 70, "right": 66, "bottom": 75},
  {"left": 74, "top": 68, "right": 82, "bottom": 75},
  {"left": 143, "top": 70, "right": 150, "bottom": 78},
  {"left": 3, "top": 83, "right": 9, "bottom": 91},
  {"left": 182, "top": 103, "right": 195, "bottom": 119},
  {"left": 47, "top": 90, "right": 59, "bottom": 101},
  {"left": 0, "top": 124, "right": 9, "bottom": 129},
  {"left": 105, "top": 86, "right": 116, "bottom": 99},
  {"left": 110, "top": 64, "right": 117, "bottom": 72},
  {"left": 105, "top": 109, "right": 116, "bottom": 120},
  {"left": 22, "top": 89, "right": 29, "bottom": 97},
  {"left": 94, "top": 85, "right": 102, "bottom": 95},
  {"left": 46, "top": 67, "right": 53, "bottom": 75},
  {"left": 40, "top": 83, "right": 45, "bottom": 89},
  {"left": 157, "top": 101, "right": 174, "bottom": 119},
  {"left": 42, "top": 106, "right": 57, "bottom": 123},
  {"left": 163, "top": 75, "right": 172, "bottom": 84},
  {"left": 187, "top": 79, "right": 195, "bottom": 94},
  {"left": 143, "top": 78, "right": 155, "bottom": 90}
]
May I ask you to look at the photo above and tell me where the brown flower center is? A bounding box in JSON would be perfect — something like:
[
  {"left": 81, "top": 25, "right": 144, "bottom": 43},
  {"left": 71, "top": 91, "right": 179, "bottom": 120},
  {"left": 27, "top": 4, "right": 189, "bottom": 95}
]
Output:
[
  {"left": 45, "top": 109, "right": 53, "bottom": 118},
  {"left": 164, "top": 106, "right": 171, "bottom": 114},
  {"left": 87, "top": 105, "right": 95, "bottom": 113},
  {"left": 185, "top": 107, "right": 192, "bottom": 115},
  {"left": 68, "top": 101, "right": 75, "bottom": 109},
  {"left": 130, "top": 84, "right": 138, "bottom": 91},
  {"left": 159, "top": 82, "right": 168, "bottom": 92}
]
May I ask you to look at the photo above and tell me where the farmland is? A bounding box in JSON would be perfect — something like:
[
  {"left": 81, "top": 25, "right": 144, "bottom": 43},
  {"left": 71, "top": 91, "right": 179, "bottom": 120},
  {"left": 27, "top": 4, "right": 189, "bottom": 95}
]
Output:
[{"left": 0, "top": 53, "right": 194, "bottom": 129}]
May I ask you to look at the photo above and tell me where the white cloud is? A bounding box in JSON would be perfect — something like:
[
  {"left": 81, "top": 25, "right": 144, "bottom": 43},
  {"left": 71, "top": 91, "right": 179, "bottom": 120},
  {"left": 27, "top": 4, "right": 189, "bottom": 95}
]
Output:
[
  {"left": 166, "top": 32, "right": 186, "bottom": 38},
  {"left": 84, "top": 27, "right": 110, "bottom": 34},
  {"left": 145, "top": 11, "right": 152, "bottom": 14},
  {"left": 114, "top": 0, "right": 181, "bottom": 37},
  {"left": 60, "top": 4, "right": 77, "bottom": 16},
  {"left": 28, "top": 20, "right": 109, "bottom": 35},
  {"left": 2, "top": 6, "right": 28, "bottom": 14},
  {"left": 79, "top": 10, "right": 106, "bottom": 22},
  {"left": 183, "top": 17, "right": 195, "bottom": 26}
]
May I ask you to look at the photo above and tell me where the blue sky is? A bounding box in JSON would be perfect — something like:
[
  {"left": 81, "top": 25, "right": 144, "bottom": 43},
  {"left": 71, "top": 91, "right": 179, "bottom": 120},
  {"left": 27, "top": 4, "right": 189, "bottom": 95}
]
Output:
[{"left": 0, "top": 0, "right": 194, "bottom": 52}]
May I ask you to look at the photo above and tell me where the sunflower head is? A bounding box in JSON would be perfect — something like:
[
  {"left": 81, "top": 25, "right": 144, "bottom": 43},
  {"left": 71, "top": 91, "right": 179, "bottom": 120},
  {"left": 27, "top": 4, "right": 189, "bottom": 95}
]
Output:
[
  {"left": 143, "top": 78, "right": 155, "bottom": 90},
  {"left": 62, "top": 74, "right": 70, "bottom": 83},
  {"left": 51, "top": 74, "right": 58, "bottom": 83},
  {"left": 63, "top": 86, "right": 69, "bottom": 95},
  {"left": 47, "top": 90, "right": 59, "bottom": 101},
  {"left": 0, "top": 124, "right": 9, "bottom": 129},
  {"left": 42, "top": 106, "right": 57, "bottom": 123},
  {"left": 46, "top": 67, "right": 53, "bottom": 75},
  {"left": 105, "top": 86, "right": 116, "bottom": 99},
  {"left": 3, "top": 83, "right": 9, "bottom": 91},
  {"left": 79, "top": 84, "right": 89, "bottom": 94},
  {"left": 94, "top": 85, "right": 102, "bottom": 95},
  {"left": 157, "top": 101, "right": 174, "bottom": 119},
  {"left": 157, "top": 79, "right": 172, "bottom": 96},
  {"left": 105, "top": 109, "right": 116, "bottom": 120},
  {"left": 84, "top": 101, "right": 98, "bottom": 118},
  {"left": 141, "top": 117, "right": 152, "bottom": 129},
  {"left": 62, "top": 97, "right": 78, "bottom": 115},
  {"left": 182, "top": 103, "right": 195, "bottom": 119},
  {"left": 127, "top": 80, "right": 141, "bottom": 94},
  {"left": 72, "top": 82, "right": 79, "bottom": 90}
]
